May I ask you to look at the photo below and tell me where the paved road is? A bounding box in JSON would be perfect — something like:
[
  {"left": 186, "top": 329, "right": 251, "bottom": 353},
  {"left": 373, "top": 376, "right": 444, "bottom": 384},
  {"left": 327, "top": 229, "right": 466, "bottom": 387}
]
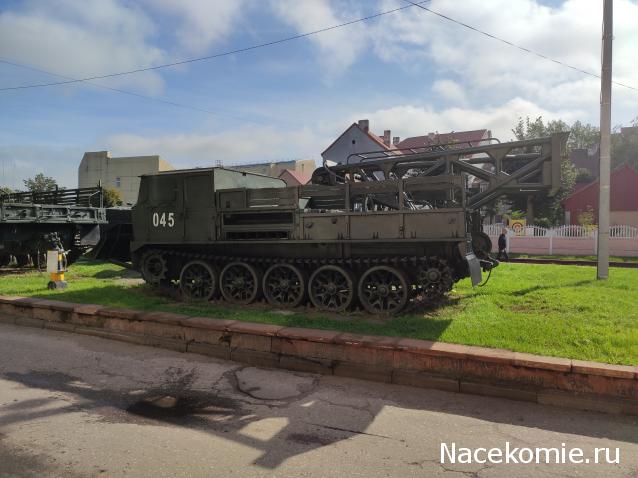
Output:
[{"left": 0, "top": 322, "right": 637, "bottom": 478}]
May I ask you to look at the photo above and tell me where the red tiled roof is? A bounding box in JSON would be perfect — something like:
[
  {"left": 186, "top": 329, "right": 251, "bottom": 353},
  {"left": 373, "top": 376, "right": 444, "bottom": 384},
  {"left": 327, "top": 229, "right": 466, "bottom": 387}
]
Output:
[
  {"left": 278, "top": 169, "right": 311, "bottom": 185},
  {"left": 366, "top": 131, "right": 396, "bottom": 150},
  {"left": 395, "top": 129, "right": 489, "bottom": 150}
]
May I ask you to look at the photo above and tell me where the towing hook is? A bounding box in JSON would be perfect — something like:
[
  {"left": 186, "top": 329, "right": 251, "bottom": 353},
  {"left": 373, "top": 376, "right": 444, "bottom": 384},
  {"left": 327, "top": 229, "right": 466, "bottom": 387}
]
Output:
[{"left": 480, "top": 257, "right": 499, "bottom": 272}]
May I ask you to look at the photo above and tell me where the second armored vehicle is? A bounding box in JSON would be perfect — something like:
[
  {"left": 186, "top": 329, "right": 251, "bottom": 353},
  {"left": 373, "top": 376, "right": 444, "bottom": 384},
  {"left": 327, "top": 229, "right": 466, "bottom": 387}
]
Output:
[{"left": 0, "top": 187, "right": 106, "bottom": 268}]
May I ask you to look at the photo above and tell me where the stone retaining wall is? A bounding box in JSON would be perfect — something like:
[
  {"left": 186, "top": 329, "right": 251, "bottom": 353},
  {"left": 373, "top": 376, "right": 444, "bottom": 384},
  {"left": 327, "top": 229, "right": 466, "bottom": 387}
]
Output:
[{"left": 1, "top": 295, "right": 636, "bottom": 415}]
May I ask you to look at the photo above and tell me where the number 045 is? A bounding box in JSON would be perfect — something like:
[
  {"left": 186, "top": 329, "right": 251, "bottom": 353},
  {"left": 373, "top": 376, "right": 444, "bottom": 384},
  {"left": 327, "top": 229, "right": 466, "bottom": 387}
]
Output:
[{"left": 152, "top": 212, "right": 175, "bottom": 228}]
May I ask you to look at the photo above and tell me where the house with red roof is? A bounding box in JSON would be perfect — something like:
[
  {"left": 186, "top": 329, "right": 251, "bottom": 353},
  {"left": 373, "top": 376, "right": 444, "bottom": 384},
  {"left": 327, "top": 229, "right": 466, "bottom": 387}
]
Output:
[
  {"left": 395, "top": 129, "right": 491, "bottom": 150},
  {"left": 321, "top": 119, "right": 398, "bottom": 165},
  {"left": 322, "top": 119, "right": 491, "bottom": 165},
  {"left": 563, "top": 163, "right": 638, "bottom": 227}
]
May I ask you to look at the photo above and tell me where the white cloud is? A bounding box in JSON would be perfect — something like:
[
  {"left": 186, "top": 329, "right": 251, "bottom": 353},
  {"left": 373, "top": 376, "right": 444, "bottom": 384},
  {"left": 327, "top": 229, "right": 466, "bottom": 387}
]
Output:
[
  {"left": 104, "top": 96, "right": 576, "bottom": 174},
  {"left": 0, "top": 0, "right": 166, "bottom": 93},
  {"left": 270, "top": 0, "right": 366, "bottom": 78},
  {"left": 431, "top": 79, "right": 467, "bottom": 105},
  {"left": 371, "top": 0, "right": 638, "bottom": 124},
  {"left": 105, "top": 126, "right": 326, "bottom": 168},
  {"left": 351, "top": 97, "right": 579, "bottom": 141},
  {"left": 0, "top": 0, "right": 249, "bottom": 94},
  {"left": 142, "top": 0, "right": 245, "bottom": 54},
  {"left": 0, "top": 145, "right": 81, "bottom": 189}
]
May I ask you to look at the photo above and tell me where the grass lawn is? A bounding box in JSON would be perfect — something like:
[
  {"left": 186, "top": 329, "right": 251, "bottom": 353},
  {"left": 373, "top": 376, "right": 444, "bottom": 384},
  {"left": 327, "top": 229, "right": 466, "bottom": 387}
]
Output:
[{"left": 1, "top": 260, "right": 637, "bottom": 365}]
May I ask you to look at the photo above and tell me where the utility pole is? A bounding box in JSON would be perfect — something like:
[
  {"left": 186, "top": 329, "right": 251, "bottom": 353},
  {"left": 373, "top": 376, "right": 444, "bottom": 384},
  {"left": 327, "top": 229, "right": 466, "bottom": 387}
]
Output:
[{"left": 597, "top": 0, "right": 613, "bottom": 280}]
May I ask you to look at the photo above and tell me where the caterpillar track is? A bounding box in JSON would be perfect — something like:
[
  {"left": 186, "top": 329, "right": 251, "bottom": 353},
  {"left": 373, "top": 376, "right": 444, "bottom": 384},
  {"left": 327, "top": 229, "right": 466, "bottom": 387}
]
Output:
[{"left": 139, "top": 248, "right": 455, "bottom": 315}]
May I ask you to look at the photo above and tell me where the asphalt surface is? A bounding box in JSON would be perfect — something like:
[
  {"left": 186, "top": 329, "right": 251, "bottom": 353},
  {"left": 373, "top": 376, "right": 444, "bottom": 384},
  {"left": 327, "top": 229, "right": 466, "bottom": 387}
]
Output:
[{"left": 0, "top": 321, "right": 637, "bottom": 478}]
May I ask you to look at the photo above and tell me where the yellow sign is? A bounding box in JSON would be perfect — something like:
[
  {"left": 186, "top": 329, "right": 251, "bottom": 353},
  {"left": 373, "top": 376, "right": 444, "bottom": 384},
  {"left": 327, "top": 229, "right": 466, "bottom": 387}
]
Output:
[{"left": 508, "top": 219, "right": 526, "bottom": 236}]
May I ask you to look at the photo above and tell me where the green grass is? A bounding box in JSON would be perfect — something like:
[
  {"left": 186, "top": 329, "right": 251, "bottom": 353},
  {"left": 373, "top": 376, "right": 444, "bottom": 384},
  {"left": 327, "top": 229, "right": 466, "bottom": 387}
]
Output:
[{"left": 2, "top": 260, "right": 637, "bottom": 365}]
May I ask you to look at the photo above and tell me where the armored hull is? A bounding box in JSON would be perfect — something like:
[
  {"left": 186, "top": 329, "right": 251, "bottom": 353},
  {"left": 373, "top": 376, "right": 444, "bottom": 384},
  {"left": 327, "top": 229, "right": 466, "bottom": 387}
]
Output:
[
  {"left": 0, "top": 188, "right": 106, "bottom": 268},
  {"left": 131, "top": 133, "right": 567, "bottom": 315}
]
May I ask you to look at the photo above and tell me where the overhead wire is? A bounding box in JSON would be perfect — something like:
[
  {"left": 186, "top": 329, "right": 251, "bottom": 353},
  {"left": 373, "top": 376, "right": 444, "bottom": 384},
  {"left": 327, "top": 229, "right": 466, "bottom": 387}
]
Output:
[
  {"left": 0, "top": 58, "right": 273, "bottom": 124},
  {"left": 402, "top": 0, "right": 638, "bottom": 92},
  {"left": 0, "top": 1, "right": 431, "bottom": 92}
]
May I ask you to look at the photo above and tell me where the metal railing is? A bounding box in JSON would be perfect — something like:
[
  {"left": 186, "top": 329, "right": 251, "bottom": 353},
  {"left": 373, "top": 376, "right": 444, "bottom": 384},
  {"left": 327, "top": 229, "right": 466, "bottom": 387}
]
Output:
[
  {"left": 0, "top": 186, "right": 103, "bottom": 207},
  {"left": 483, "top": 223, "right": 638, "bottom": 239}
]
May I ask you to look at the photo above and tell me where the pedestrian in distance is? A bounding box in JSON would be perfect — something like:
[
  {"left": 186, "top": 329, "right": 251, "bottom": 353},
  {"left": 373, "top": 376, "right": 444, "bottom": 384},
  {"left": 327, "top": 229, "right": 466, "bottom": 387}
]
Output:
[{"left": 497, "top": 228, "right": 509, "bottom": 261}]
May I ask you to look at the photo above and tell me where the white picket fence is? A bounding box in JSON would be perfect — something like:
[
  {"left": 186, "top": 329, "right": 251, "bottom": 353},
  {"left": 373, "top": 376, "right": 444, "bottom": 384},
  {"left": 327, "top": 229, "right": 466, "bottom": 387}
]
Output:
[{"left": 483, "top": 223, "right": 638, "bottom": 238}]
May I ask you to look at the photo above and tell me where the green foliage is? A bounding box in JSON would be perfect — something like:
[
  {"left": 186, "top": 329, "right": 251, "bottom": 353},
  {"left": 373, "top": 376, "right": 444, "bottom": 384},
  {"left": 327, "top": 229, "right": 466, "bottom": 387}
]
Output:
[
  {"left": 611, "top": 117, "right": 638, "bottom": 169},
  {"left": 511, "top": 116, "right": 569, "bottom": 143},
  {"left": 506, "top": 210, "right": 526, "bottom": 220},
  {"left": 23, "top": 173, "right": 58, "bottom": 192},
  {"left": 577, "top": 206, "right": 595, "bottom": 227},
  {"left": 0, "top": 185, "right": 13, "bottom": 196},
  {"left": 566, "top": 120, "right": 600, "bottom": 150},
  {"left": 575, "top": 167, "right": 595, "bottom": 184},
  {"left": 511, "top": 116, "right": 601, "bottom": 152},
  {"left": 102, "top": 187, "right": 123, "bottom": 207},
  {"left": 3, "top": 260, "right": 638, "bottom": 364},
  {"left": 533, "top": 217, "right": 552, "bottom": 228}
]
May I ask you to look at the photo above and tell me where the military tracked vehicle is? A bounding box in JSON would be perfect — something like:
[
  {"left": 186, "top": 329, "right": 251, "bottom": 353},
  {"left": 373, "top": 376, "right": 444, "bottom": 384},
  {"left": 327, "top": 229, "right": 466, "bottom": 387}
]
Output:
[
  {"left": 0, "top": 187, "right": 106, "bottom": 268},
  {"left": 131, "top": 132, "right": 568, "bottom": 314}
]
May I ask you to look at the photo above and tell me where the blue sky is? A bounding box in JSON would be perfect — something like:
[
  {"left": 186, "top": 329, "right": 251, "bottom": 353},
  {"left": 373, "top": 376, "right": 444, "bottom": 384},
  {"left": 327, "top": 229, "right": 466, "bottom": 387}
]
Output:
[{"left": 1, "top": 0, "right": 637, "bottom": 188}]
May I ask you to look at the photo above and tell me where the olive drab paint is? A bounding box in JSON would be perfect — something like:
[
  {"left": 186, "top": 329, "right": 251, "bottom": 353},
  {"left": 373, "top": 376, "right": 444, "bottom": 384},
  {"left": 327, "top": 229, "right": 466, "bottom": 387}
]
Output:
[{"left": 131, "top": 133, "right": 568, "bottom": 315}]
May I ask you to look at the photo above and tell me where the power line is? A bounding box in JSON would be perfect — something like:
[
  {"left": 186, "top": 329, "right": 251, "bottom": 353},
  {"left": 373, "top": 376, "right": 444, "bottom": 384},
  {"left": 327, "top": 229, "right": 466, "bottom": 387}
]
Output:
[
  {"left": 403, "top": 0, "right": 638, "bottom": 92},
  {"left": 0, "top": 1, "right": 430, "bottom": 92},
  {"left": 0, "top": 58, "right": 272, "bottom": 125}
]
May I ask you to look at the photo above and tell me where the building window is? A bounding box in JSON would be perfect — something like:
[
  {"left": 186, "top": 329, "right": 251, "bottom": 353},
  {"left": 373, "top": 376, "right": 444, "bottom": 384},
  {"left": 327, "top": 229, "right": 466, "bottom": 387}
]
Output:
[{"left": 115, "top": 177, "right": 121, "bottom": 188}]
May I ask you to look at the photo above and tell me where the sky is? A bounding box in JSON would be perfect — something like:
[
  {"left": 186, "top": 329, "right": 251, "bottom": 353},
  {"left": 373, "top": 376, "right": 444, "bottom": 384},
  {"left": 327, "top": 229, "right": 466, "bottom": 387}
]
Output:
[{"left": 1, "top": 0, "right": 637, "bottom": 189}]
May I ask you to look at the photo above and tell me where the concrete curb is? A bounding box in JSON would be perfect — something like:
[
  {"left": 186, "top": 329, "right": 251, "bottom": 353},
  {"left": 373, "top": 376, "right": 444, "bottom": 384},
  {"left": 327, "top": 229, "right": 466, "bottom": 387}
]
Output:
[{"left": 1, "top": 295, "right": 637, "bottom": 415}]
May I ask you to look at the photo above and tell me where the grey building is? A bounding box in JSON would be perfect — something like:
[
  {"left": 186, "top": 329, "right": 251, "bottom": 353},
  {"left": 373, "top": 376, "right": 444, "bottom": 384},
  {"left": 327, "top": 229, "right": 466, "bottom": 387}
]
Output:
[{"left": 78, "top": 151, "right": 174, "bottom": 205}]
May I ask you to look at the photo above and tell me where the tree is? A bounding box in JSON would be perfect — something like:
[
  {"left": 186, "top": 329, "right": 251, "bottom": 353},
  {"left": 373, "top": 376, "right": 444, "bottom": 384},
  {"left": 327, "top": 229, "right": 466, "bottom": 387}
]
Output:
[
  {"left": 0, "top": 186, "right": 12, "bottom": 196},
  {"left": 611, "top": 116, "right": 638, "bottom": 169},
  {"left": 567, "top": 120, "right": 599, "bottom": 150},
  {"left": 575, "top": 168, "right": 595, "bottom": 184},
  {"left": 23, "top": 173, "right": 58, "bottom": 192},
  {"left": 511, "top": 116, "right": 601, "bottom": 152},
  {"left": 102, "top": 187, "right": 123, "bottom": 207}
]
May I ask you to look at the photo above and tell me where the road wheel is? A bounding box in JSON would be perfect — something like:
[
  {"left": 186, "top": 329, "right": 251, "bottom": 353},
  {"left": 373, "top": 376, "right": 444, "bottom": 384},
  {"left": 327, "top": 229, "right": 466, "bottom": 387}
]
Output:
[
  {"left": 220, "top": 262, "right": 261, "bottom": 304},
  {"left": 263, "top": 264, "right": 306, "bottom": 308},
  {"left": 140, "top": 250, "right": 168, "bottom": 284},
  {"left": 180, "top": 261, "right": 217, "bottom": 300},
  {"left": 358, "top": 266, "right": 408, "bottom": 315},
  {"left": 308, "top": 265, "right": 355, "bottom": 312},
  {"left": 414, "top": 257, "right": 454, "bottom": 305}
]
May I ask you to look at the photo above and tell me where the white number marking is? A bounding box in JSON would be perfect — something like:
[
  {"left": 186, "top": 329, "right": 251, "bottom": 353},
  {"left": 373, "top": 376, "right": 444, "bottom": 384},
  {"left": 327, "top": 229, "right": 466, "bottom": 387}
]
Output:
[{"left": 151, "top": 212, "right": 175, "bottom": 228}]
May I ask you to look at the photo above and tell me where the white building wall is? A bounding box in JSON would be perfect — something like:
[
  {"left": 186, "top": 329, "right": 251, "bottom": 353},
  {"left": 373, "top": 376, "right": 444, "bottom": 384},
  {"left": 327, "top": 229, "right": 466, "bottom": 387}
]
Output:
[{"left": 322, "top": 125, "right": 385, "bottom": 165}]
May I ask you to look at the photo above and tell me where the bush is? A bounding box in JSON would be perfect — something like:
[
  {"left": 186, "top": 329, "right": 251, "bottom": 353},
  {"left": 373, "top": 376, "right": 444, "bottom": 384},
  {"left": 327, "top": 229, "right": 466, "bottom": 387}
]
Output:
[{"left": 103, "top": 187, "right": 123, "bottom": 207}]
